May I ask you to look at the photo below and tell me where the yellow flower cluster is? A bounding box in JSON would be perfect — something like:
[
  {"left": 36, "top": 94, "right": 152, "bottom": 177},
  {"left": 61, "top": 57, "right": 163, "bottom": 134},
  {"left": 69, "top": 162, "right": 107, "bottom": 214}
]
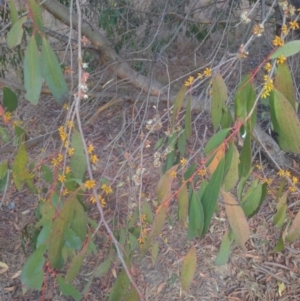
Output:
[
  {"left": 85, "top": 179, "right": 96, "bottom": 189},
  {"left": 89, "top": 195, "right": 106, "bottom": 207},
  {"left": 261, "top": 78, "right": 274, "bottom": 99},
  {"left": 87, "top": 144, "right": 98, "bottom": 164},
  {"left": 272, "top": 36, "right": 284, "bottom": 47},
  {"left": 198, "top": 168, "right": 206, "bottom": 177},
  {"left": 184, "top": 68, "right": 212, "bottom": 87},
  {"left": 277, "top": 169, "right": 299, "bottom": 193},
  {"left": 101, "top": 183, "right": 113, "bottom": 195}
]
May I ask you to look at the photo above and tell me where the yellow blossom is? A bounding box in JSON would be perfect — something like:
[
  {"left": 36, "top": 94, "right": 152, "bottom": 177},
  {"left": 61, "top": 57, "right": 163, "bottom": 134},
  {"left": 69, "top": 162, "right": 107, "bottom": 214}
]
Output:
[
  {"left": 198, "top": 168, "right": 206, "bottom": 177},
  {"left": 138, "top": 236, "right": 144, "bottom": 245},
  {"left": 264, "top": 62, "right": 272, "bottom": 72},
  {"left": 99, "top": 196, "right": 106, "bottom": 207},
  {"left": 277, "top": 55, "right": 286, "bottom": 64},
  {"left": 90, "top": 154, "right": 98, "bottom": 164},
  {"left": 272, "top": 36, "right": 284, "bottom": 47},
  {"left": 52, "top": 158, "right": 59, "bottom": 166},
  {"left": 256, "top": 164, "right": 262, "bottom": 170},
  {"left": 63, "top": 188, "right": 69, "bottom": 196},
  {"left": 87, "top": 144, "right": 94, "bottom": 154},
  {"left": 292, "top": 176, "right": 298, "bottom": 184},
  {"left": 85, "top": 179, "right": 96, "bottom": 189},
  {"left": 289, "top": 20, "right": 299, "bottom": 30},
  {"left": 170, "top": 171, "right": 177, "bottom": 178},
  {"left": 264, "top": 178, "right": 273, "bottom": 185},
  {"left": 184, "top": 76, "right": 195, "bottom": 87},
  {"left": 4, "top": 112, "right": 12, "bottom": 120},
  {"left": 57, "top": 153, "right": 63, "bottom": 163},
  {"left": 180, "top": 158, "right": 187, "bottom": 166},
  {"left": 281, "top": 24, "right": 288, "bottom": 35},
  {"left": 66, "top": 120, "right": 73, "bottom": 129},
  {"left": 277, "top": 169, "right": 285, "bottom": 177},
  {"left": 289, "top": 185, "right": 297, "bottom": 192},
  {"left": 65, "top": 166, "right": 71, "bottom": 174},
  {"left": 141, "top": 214, "right": 147, "bottom": 222},
  {"left": 89, "top": 196, "right": 96, "bottom": 203},
  {"left": 203, "top": 67, "right": 212, "bottom": 77},
  {"left": 285, "top": 170, "right": 291, "bottom": 177},
  {"left": 63, "top": 104, "right": 69, "bottom": 110},
  {"left": 101, "top": 183, "right": 113, "bottom": 195},
  {"left": 58, "top": 174, "right": 66, "bottom": 183},
  {"left": 68, "top": 147, "right": 75, "bottom": 156},
  {"left": 197, "top": 73, "right": 203, "bottom": 79},
  {"left": 252, "top": 23, "right": 264, "bottom": 36}
]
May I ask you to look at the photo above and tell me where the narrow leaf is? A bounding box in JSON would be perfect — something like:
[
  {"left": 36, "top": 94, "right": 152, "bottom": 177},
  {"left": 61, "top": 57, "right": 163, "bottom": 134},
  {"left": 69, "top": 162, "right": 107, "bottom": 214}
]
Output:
[
  {"left": 151, "top": 241, "right": 159, "bottom": 265},
  {"left": 270, "top": 40, "right": 300, "bottom": 59},
  {"left": 238, "top": 132, "right": 251, "bottom": 178},
  {"left": 7, "top": 16, "right": 27, "bottom": 49},
  {"left": 24, "top": 36, "right": 43, "bottom": 105},
  {"left": 56, "top": 276, "right": 81, "bottom": 301},
  {"left": 178, "top": 184, "right": 189, "bottom": 225},
  {"left": 204, "top": 128, "right": 230, "bottom": 155},
  {"left": 12, "top": 143, "right": 28, "bottom": 191},
  {"left": 188, "top": 189, "right": 204, "bottom": 239},
  {"left": 71, "top": 198, "right": 87, "bottom": 242},
  {"left": 71, "top": 129, "right": 87, "bottom": 181},
  {"left": 211, "top": 73, "right": 228, "bottom": 131},
  {"left": 172, "top": 85, "right": 187, "bottom": 127},
  {"left": 273, "top": 191, "right": 287, "bottom": 228},
  {"left": 286, "top": 210, "right": 300, "bottom": 242},
  {"left": 108, "top": 270, "right": 130, "bottom": 301},
  {"left": 181, "top": 245, "right": 197, "bottom": 292},
  {"left": 41, "top": 37, "right": 69, "bottom": 104},
  {"left": 9, "top": 0, "right": 18, "bottom": 25},
  {"left": 3, "top": 87, "right": 18, "bottom": 112},
  {"left": 185, "top": 96, "right": 192, "bottom": 138},
  {"left": 222, "top": 191, "right": 250, "bottom": 251},
  {"left": 241, "top": 181, "right": 263, "bottom": 217},
  {"left": 95, "top": 253, "right": 113, "bottom": 277},
  {"left": 41, "top": 164, "right": 53, "bottom": 184},
  {"left": 223, "top": 143, "right": 239, "bottom": 191},
  {"left": 208, "top": 142, "right": 225, "bottom": 175},
  {"left": 214, "top": 232, "right": 231, "bottom": 266}
]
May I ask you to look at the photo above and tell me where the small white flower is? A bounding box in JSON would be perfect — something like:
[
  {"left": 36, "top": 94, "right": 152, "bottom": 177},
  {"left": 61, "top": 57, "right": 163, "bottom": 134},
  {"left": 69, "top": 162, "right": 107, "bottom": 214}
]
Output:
[
  {"left": 83, "top": 94, "right": 88, "bottom": 99},
  {"left": 79, "top": 83, "right": 88, "bottom": 92},
  {"left": 240, "top": 12, "right": 251, "bottom": 24},
  {"left": 82, "top": 62, "right": 89, "bottom": 69}
]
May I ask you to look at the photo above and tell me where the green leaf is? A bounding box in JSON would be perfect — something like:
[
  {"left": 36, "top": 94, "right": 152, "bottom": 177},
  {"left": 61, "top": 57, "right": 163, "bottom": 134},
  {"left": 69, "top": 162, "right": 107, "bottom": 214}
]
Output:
[
  {"left": 286, "top": 210, "right": 300, "bottom": 242},
  {"left": 21, "top": 244, "right": 47, "bottom": 289},
  {"left": 41, "top": 164, "right": 53, "bottom": 184},
  {"left": 185, "top": 96, "right": 192, "bottom": 138},
  {"left": 234, "top": 74, "right": 253, "bottom": 121},
  {"left": 12, "top": 143, "right": 28, "bottom": 191},
  {"left": 9, "top": 0, "right": 18, "bottom": 25},
  {"left": 177, "top": 130, "right": 186, "bottom": 156},
  {"left": 270, "top": 40, "right": 300, "bottom": 59},
  {"left": 24, "top": 36, "right": 43, "bottom": 105},
  {"left": 123, "top": 285, "right": 139, "bottom": 301},
  {"left": 35, "top": 201, "right": 55, "bottom": 228},
  {"left": 95, "top": 252, "right": 113, "bottom": 277},
  {"left": 129, "top": 232, "right": 138, "bottom": 251},
  {"left": 48, "top": 198, "right": 76, "bottom": 269},
  {"left": 181, "top": 245, "right": 197, "bottom": 292},
  {"left": 71, "top": 129, "right": 87, "bottom": 181},
  {"left": 273, "top": 236, "right": 285, "bottom": 252},
  {"left": 65, "top": 243, "right": 89, "bottom": 283},
  {"left": 275, "top": 62, "right": 296, "bottom": 110},
  {"left": 238, "top": 132, "right": 251, "bottom": 178},
  {"left": 178, "top": 184, "right": 189, "bottom": 225},
  {"left": 172, "top": 85, "right": 187, "bottom": 127},
  {"left": 204, "top": 128, "right": 230, "bottom": 155},
  {"left": 56, "top": 276, "right": 81, "bottom": 301},
  {"left": 108, "top": 270, "right": 130, "bottom": 301},
  {"left": 214, "top": 232, "right": 231, "bottom": 266},
  {"left": 142, "top": 201, "right": 153, "bottom": 224},
  {"left": 154, "top": 137, "right": 165, "bottom": 150},
  {"left": 220, "top": 105, "right": 233, "bottom": 129},
  {"left": 36, "top": 221, "right": 52, "bottom": 248},
  {"left": 273, "top": 191, "right": 287, "bottom": 228},
  {"left": 202, "top": 158, "right": 225, "bottom": 236},
  {"left": 223, "top": 143, "right": 239, "bottom": 191},
  {"left": 41, "top": 37, "right": 69, "bottom": 104},
  {"left": 211, "top": 73, "right": 228, "bottom": 131},
  {"left": 7, "top": 16, "right": 27, "bottom": 49},
  {"left": 241, "top": 181, "right": 263, "bottom": 217},
  {"left": 3, "top": 87, "right": 18, "bottom": 112},
  {"left": 156, "top": 165, "right": 178, "bottom": 204},
  {"left": 71, "top": 198, "right": 87, "bottom": 242},
  {"left": 270, "top": 89, "right": 300, "bottom": 153},
  {"left": 222, "top": 191, "right": 250, "bottom": 251},
  {"left": 65, "top": 228, "right": 82, "bottom": 250},
  {"left": 184, "top": 163, "right": 196, "bottom": 181},
  {"left": 0, "top": 160, "right": 8, "bottom": 179}
]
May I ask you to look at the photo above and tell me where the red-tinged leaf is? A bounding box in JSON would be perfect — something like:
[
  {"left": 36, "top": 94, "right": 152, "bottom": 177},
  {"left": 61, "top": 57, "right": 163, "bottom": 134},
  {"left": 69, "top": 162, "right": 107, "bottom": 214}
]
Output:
[
  {"left": 108, "top": 270, "right": 130, "bottom": 301},
  {"left": 181, "top": 245, "right": 197, "bottom": 292},
  {"left": 24, "top": 36, "right": 43, "bottom": 105},
  {"left": 223, "top": 143, "right": 239, "bottom": 191},
  {"left": 214, "top": 232, "right": 231, "bottom": 266},
  {"left": 41, "top": 37, "right": 69, "bottom": 104},
  {"left": 270, "top": 40, "right": 300, "bottom": 59},
  {"left": 48, "top": 198, "right": 76, "bottom": 269},
  {"left": 270, "top": 89, "right": 300, "bottom": 153},
  {"left": 185, "top": 96, "right": 192, "bottom": 138},
  {"left": 156, "top": 165, "right": 178, "bottom": 205},
  {"left": 275, "top": 63, "right": 296, "bottom": 110},
  {"left": 222, "top": 191, "right": 250, "bottom": 251},
  {"left": 12, "top": 143, "right": 28, "bottom": 191},
  {"left": 286, "top": 210, "right": 300, "bottom": 242},
  {"left": 202, "top": 158, "right": 225, "bottom": 236},
  {"left": 172, "top": 85, "right": 187, "bottom": 127},
  {"left": 273, "top": 191, "right": 288, "bottom": 228},
  {"left": 7, "top": 16, "right": 27, "bottom": 49},
  {"left": 208, "top": 142, "right": 225, "bottom": 175},
  {"left": 21, "top": 244, "right": 47, "bottom": 290},
  {"left": 211, "top": 73, "right": 228, "bottom": 131},
  {"left": 178, "top": 184, "right": 189, "bottom": 225}
]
